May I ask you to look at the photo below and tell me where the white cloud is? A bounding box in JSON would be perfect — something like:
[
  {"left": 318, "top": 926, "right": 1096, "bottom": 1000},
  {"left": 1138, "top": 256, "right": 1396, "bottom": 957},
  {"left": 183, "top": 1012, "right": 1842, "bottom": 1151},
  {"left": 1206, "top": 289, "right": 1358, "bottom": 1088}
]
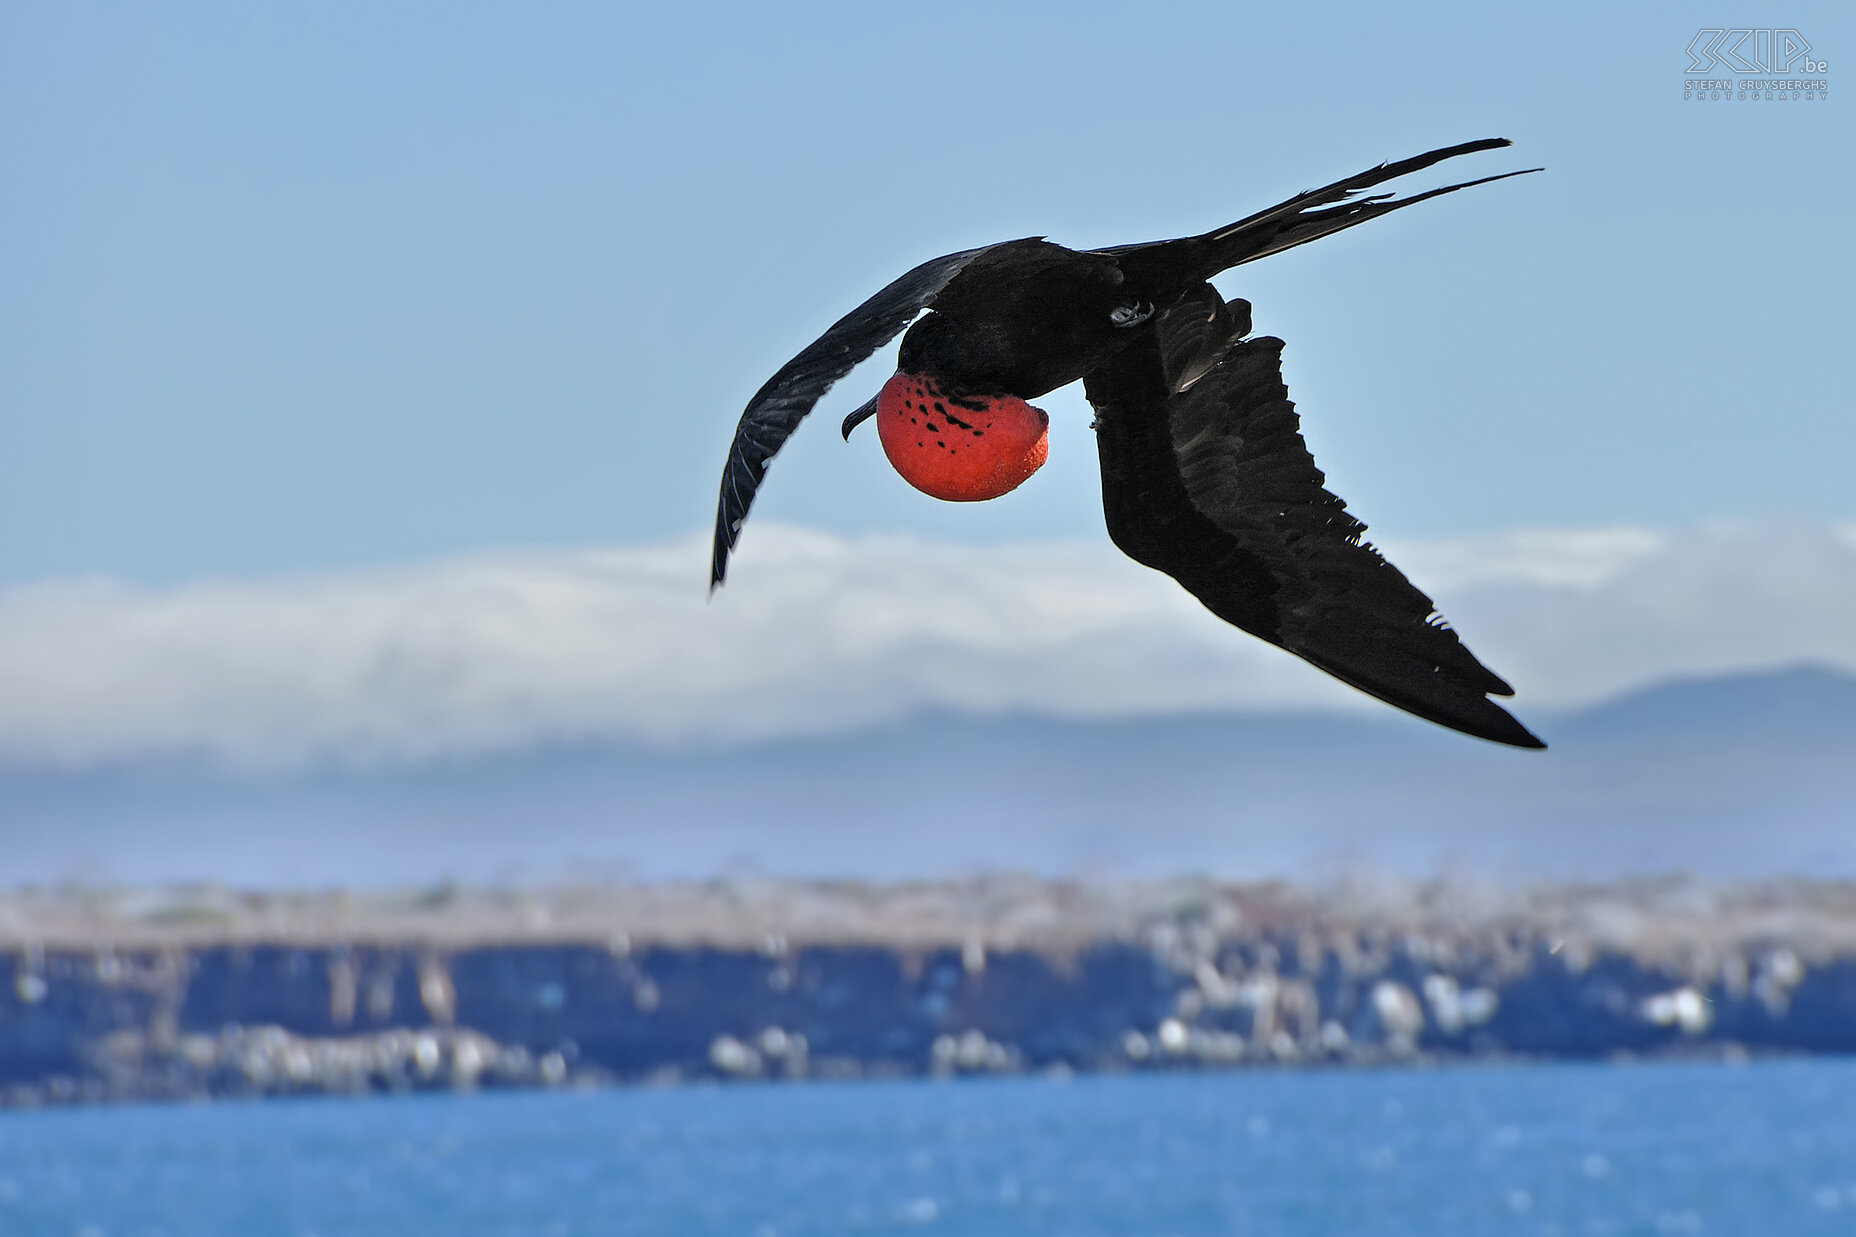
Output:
[
  {"left": 1390, "top": 522, "right": 1856, "bottom": 706},
  {"left": 1, "top": 522, "right": 1852, "bottom": 770}
]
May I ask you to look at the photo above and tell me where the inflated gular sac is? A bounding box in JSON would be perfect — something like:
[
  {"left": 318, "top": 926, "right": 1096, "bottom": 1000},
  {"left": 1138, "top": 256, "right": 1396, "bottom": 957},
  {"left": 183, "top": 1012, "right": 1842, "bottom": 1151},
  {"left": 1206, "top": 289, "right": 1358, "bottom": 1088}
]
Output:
[{"left": 874, "top": 371, "right": 1048, "bottom": 501}]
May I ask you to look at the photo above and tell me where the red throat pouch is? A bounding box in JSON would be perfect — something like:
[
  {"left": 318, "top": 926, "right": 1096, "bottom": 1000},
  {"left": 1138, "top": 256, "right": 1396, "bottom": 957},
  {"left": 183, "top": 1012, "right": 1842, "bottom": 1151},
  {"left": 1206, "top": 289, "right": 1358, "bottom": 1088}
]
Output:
[{"left": 873, "top": 372, "right": 1049, "bottom": 502}]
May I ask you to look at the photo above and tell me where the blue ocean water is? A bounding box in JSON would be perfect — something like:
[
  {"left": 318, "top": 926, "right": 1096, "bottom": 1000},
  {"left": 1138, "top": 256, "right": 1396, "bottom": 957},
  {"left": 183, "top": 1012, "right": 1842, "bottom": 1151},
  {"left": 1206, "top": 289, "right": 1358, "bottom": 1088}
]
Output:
[{"left": 1, "top": 1060, "right": 1853, "bottom": 1236}]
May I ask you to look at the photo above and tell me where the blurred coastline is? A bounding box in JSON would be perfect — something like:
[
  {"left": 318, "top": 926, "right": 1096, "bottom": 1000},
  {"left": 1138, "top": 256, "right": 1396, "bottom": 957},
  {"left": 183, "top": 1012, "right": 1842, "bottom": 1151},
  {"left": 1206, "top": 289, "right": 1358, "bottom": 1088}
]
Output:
[{"left": 5, "top": 875, "right": 1855, "bottom": 1108}]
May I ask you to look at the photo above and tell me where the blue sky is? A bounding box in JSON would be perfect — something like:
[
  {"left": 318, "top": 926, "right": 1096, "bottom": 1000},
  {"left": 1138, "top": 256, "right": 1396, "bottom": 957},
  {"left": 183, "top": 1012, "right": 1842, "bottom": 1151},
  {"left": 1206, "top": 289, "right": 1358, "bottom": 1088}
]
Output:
[{"left": 2, "top": 1, "right": 1850, "bottom": 586}]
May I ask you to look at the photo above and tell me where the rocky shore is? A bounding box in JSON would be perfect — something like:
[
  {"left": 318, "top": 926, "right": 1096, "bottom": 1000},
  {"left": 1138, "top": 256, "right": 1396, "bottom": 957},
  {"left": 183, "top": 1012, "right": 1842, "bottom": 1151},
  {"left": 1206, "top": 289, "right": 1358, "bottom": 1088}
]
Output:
[{"left": 4, "top": 876, "right": 1855, "bottom": 1107}]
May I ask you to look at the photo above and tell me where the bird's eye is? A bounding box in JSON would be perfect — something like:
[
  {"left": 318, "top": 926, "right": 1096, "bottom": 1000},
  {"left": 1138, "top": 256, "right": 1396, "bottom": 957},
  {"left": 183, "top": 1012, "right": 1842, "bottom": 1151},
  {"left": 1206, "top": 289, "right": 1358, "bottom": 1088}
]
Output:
[{"left": 1109, "top": 302, "right": 1154, "bottom": 328}]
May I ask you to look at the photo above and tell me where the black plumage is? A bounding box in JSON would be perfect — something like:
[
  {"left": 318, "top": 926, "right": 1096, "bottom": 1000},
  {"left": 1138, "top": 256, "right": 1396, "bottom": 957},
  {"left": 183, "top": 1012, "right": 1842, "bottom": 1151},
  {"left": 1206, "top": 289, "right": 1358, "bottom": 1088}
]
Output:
[
  {"left": 1087, "top": 287, "right": 1541, "bottom": 748},
  {"left": 710, "top": 138, "right": 1545, "bottom": 747}
]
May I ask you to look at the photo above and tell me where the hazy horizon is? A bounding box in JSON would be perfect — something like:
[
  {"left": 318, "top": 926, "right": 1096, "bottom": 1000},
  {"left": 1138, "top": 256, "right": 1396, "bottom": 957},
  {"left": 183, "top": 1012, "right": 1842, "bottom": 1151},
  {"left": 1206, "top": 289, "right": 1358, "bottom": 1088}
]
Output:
[{"left": 4, "top": 3, "right": 1850, "bottom": 890}]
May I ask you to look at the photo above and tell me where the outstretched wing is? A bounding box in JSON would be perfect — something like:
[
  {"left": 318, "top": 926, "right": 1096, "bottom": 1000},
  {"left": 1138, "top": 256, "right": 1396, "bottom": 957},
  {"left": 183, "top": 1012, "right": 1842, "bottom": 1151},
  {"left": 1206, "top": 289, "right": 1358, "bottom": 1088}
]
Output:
[
  {"left": 1085, "top": 286, "right": 1544, "bottom": 748},
  {"left": 711, "top": 245, "right": 1002, "bottom": 588}
]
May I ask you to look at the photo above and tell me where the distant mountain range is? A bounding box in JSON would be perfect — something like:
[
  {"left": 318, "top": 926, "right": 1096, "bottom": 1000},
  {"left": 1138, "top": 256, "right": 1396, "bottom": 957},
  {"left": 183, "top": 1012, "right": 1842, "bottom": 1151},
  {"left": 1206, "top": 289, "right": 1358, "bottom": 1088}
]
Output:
[{"left": 3, "top": 665, "right": 1852, "bottom": 887}]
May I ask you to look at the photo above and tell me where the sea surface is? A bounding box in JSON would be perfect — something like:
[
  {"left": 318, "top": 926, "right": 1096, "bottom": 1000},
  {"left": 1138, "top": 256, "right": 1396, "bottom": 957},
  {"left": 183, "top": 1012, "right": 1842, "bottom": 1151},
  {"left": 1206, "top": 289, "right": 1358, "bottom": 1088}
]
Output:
[{"left": 1, "top": 1060, "right": 1853, "bottom": 1236}]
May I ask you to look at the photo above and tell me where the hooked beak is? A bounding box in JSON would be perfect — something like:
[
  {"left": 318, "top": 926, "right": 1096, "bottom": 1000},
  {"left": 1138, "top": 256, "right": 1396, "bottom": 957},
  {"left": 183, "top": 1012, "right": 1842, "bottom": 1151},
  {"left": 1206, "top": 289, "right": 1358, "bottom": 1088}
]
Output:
[{"left": 840, "top": 394, "right": 879, "bottom": 441}]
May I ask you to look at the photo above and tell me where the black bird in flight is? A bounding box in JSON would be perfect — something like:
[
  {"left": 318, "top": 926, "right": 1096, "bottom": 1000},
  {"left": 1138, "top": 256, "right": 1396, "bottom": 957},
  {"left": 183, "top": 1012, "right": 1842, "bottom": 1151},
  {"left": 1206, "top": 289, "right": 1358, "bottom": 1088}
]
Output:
[{"left": 711, "top": 138, "right": 1545, "bottom": 748}]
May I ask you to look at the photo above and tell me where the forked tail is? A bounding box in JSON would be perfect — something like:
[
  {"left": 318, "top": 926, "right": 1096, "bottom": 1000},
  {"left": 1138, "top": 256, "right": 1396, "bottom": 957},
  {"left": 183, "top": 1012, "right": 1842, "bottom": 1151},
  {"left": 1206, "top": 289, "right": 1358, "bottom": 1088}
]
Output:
[{"left": 1103, "top": 138, "right": 1540, "bottom": 287}]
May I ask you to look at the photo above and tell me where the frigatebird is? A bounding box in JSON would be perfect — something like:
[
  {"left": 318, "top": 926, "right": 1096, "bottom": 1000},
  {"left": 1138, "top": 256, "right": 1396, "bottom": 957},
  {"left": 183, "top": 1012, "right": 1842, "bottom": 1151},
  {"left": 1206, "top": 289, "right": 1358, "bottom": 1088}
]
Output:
[{"left": 711, "top": 138, "right": 1545, "bottom": 748}]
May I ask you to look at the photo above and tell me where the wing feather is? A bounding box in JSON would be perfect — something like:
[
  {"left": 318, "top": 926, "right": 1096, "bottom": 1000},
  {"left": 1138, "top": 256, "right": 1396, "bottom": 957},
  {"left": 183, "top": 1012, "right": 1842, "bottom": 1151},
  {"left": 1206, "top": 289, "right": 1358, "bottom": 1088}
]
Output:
[
  {"left": 710, "top": 244, "right": 1000, "bottom": 588},
  {"left": 1085, "top": 290, "right": 1543, "bottom": 748}
]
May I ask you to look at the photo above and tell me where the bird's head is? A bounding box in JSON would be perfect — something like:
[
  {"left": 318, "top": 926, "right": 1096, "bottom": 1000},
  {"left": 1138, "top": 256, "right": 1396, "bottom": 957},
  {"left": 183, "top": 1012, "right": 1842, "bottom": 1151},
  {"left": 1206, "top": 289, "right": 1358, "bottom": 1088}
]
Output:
[{"left": 841, "top": 370, "right": 1048, "bottom": 502}]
